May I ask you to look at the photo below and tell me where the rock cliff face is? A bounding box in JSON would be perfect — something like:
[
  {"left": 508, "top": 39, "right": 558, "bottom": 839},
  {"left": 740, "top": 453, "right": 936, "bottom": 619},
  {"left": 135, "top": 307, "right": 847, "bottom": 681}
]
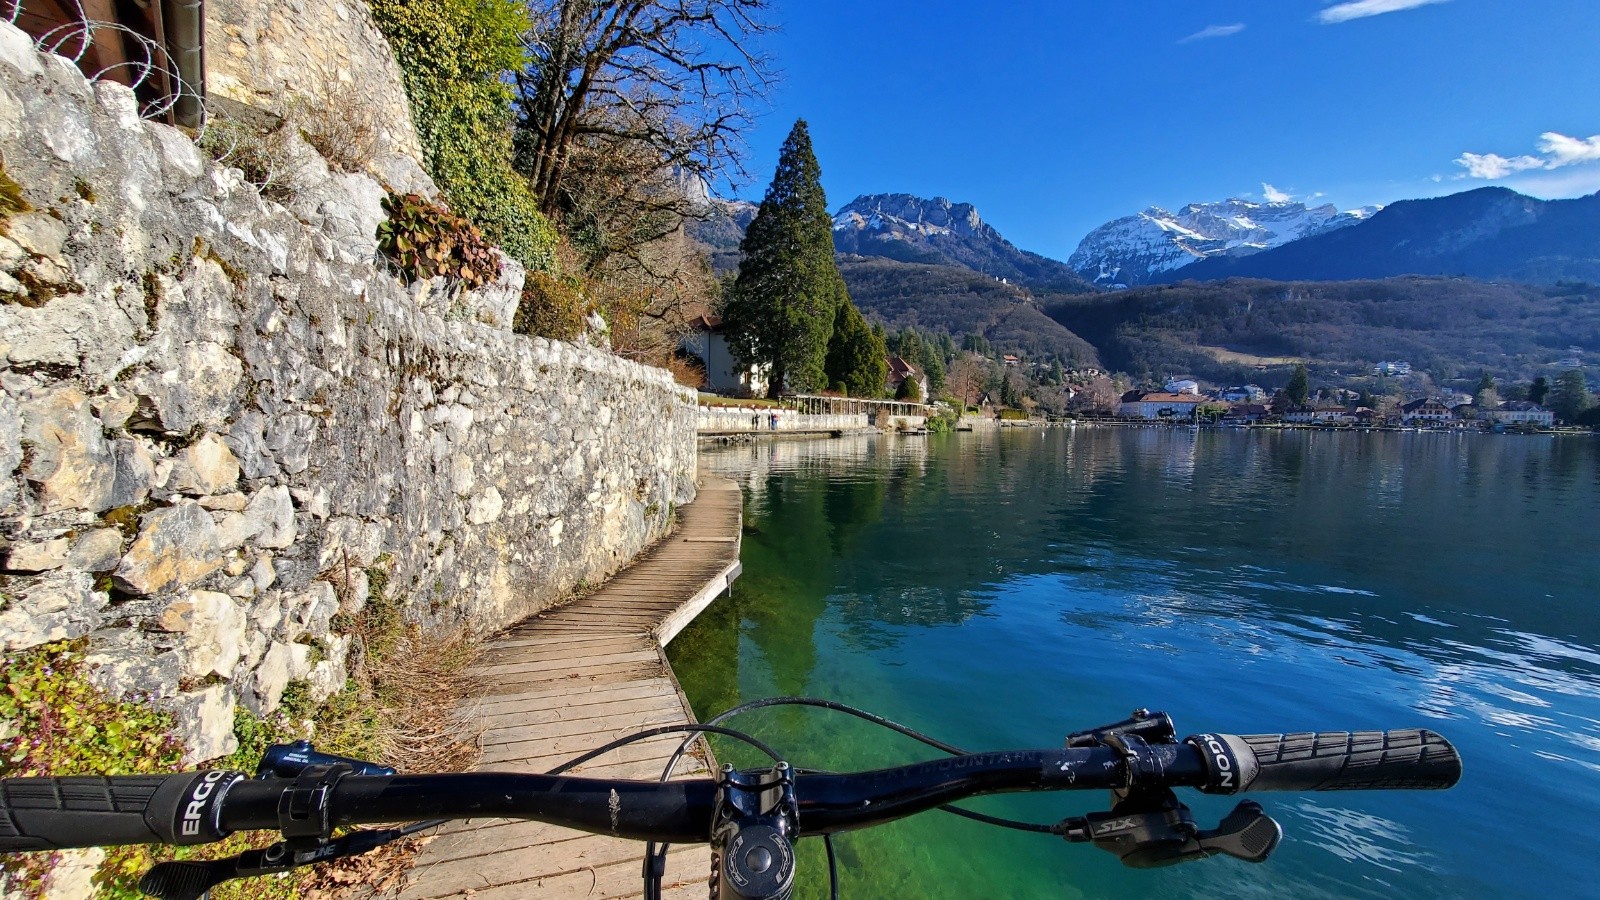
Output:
[{"left": 0, "top": 22, "right": 696, "bottom": 763}]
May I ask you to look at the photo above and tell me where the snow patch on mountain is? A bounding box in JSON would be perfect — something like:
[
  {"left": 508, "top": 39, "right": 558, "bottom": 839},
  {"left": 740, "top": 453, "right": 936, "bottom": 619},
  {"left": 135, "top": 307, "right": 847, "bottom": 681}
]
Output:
[{"left": 1068, "top": 199, "right": 1380, "bottom": 288}]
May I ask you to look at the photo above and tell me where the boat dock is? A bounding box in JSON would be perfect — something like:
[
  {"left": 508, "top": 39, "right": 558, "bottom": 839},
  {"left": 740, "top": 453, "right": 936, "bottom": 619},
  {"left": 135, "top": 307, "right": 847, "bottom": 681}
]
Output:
[{"left": 395, "top": 477, "right": 743, "bottom": 900}]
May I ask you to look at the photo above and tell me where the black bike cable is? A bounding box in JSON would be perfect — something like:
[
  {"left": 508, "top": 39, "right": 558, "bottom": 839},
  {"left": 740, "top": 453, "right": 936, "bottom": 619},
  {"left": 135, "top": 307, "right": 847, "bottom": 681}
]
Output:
[
  {"left": 824, "top": 833, "right": 840, "bottom": 900},
  {"left": 538, "top": 722, "right": 781, "bottom": 900},
  {"left": 686, "top": 698, "right": 1064, "bottom": 834}
]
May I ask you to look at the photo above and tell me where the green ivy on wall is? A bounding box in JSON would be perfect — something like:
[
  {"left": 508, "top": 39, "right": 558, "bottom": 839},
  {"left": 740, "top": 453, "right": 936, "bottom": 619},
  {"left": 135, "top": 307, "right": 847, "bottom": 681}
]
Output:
[{"left": 368, "top": 0, "right": 557, "bottom": 274}]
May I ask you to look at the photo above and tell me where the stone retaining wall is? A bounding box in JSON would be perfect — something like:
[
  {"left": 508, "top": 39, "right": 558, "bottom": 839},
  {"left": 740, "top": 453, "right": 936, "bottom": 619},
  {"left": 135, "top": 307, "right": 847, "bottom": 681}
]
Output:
[
  {"left": 697, "top": 406, "right": 869, "bottom": 435},
  {"left": 0, "top": 23, "right": 696, "bottom": 763},
  {"left": 206, "top": 0, "right": 426, "bottom": 167}
]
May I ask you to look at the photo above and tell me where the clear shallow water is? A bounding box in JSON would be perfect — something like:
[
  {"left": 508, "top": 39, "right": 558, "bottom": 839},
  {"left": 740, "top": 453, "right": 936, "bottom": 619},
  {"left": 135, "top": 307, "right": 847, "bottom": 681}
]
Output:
[{"left": 667, "top": 428, "right": 1600, "bottom": 899}]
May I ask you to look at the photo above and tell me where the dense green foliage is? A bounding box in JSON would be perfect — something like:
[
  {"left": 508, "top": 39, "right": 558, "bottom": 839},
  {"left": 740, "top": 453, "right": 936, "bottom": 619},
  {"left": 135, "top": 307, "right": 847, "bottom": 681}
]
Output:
[
  {"left": 825, "top": 300, "right": 889, "bottom": 397},
  {"left": 377, "top": 192, "right": 502, "bottom": 289},
  {"left": 724, "top": 121, "right": 844, "bottom": 396},
  {"left": 1548, "top": 369, "right": 1595, "bottom": 423},
  {"left": 1285, "top": 363, "right": 1310, "bottom": 406},
  {"left": 368, "top": 0, "right": 557, "bottom": 273},
  {"left": 1047, "top": 277, "right": 1600, "bottom": 386},
  {"left": 514, "top": 271, "right": 590, "bottom": 341}
]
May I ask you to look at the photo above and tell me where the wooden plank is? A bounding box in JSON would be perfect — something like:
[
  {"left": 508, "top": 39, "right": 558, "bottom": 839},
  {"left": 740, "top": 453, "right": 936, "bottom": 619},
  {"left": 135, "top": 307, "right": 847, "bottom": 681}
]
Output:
[{"left": 397, "top": 475, "right": 739, "bottom": 900}]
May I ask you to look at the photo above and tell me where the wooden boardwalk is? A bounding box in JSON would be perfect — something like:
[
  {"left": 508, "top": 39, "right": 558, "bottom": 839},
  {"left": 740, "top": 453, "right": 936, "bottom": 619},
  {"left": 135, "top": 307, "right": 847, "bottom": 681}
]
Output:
[{"left": 396, "top": 478, "right": 743, "bottom": 900}]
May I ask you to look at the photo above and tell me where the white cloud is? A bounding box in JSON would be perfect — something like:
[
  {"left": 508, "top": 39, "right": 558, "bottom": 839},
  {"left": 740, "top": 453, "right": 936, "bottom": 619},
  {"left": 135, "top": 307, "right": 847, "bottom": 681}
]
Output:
[
  {"left": 1179, "top": 23, "right": 1246, "bottom": 43},
  {"left": 1454, "top": 152, "right": 1546, "bottom": 180},
  {"left": 1319, "top": 0, "right": 1452, "bottom": 24},
  {"left": 1262, "top": 183, "right": 1293, "bottom": 203},
  {"left": 1454, "top": 132, "right": 1600, "bottom": 180},
  {"left": 1537, "top": 132, "right": 1600, "bottom": 168}
]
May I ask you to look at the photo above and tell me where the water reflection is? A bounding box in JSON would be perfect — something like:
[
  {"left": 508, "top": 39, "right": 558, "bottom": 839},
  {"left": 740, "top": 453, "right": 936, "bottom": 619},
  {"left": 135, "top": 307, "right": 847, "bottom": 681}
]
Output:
[{"left": 674, "top": 429, "right": 1600, "bottom": 899}]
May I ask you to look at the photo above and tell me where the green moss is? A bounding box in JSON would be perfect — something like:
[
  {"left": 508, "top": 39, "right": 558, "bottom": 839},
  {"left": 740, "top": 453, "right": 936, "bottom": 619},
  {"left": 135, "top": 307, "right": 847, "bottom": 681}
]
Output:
[{"left": 0, "top": 161, "right": 29, "bottom": 222}]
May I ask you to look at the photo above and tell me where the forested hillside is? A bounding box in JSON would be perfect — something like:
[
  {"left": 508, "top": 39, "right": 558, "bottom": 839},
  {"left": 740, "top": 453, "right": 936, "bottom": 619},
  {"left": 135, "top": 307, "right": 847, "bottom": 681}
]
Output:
[
  {"left": 1047, "top": 277, "right": 1600, "bottom": 385},
  {"left": 841, "top": 258, "right": 1100, "bottom": 366}
]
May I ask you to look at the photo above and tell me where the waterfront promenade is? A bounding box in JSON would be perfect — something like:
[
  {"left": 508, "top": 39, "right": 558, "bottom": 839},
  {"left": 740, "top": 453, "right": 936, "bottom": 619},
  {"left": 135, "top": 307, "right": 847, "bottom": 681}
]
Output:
[{"left": 395, "top": 477, "right": 743, "bottom": 900}]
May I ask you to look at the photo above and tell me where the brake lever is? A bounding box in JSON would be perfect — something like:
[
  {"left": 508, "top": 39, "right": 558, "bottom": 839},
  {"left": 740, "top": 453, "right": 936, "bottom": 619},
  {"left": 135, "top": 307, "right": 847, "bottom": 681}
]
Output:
[{"left": 138, "top": 829, "right": 406, "bottom": 900}]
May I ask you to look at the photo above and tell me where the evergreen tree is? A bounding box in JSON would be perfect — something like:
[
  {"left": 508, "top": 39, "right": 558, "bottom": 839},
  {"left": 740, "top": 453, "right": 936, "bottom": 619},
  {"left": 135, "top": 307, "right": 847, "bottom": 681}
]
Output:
[
  {"left": 1530, "top": 376, "right": 1551, "bottom": 405},
  {"left": 1357, "top": 388, "right": 1375, "bottom": 410},
  {"left": 1548, "top": 369, "right": 1594, "bottom": 423},
  {"left": 895, "top": 377, "right": 922, "bottom": 402},
  {"left": 1285, "top": 364, "right": 1311, "bottom": 407},
  {"left": 723, "top": 120, "right": 842, "bottom": 397},
  {"left": 824, "top": 298, "right": 888, "bottom": 398},
  {"left": 918, "top": 343, "right": 946, "bottom": 396},
  {"left": 1473, "top": 371, "right": 1500, "bottom": 409}
]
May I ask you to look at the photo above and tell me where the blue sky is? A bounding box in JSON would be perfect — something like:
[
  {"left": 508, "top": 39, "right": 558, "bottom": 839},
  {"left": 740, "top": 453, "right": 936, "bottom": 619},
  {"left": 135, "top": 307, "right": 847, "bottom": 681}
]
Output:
[{"left": 726, "top": 0, "right": 1600, "bottom": 260}]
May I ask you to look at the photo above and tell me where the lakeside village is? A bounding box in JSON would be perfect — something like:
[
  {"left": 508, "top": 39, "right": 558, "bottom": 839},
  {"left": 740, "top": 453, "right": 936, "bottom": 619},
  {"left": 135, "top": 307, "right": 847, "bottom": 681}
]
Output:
[{"left": 684, "top": 311, "right": 1594, "bottom": 435}]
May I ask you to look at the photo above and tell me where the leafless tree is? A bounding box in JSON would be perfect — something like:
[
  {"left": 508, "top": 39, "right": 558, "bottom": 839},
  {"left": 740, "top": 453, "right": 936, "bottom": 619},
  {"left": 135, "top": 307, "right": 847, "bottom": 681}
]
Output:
[{"left": 514, "top": 0, "right": 775, "bottom": 221}]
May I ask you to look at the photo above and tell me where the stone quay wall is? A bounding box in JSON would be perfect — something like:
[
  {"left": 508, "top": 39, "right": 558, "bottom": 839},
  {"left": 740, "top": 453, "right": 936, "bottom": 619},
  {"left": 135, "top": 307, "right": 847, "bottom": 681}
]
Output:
[
  {"left": 697, "top": 406, "right": 869, "bottom": 435},
  {"left": 206, "top": 0, "right": 426, "bottom": 166},
  {"left": 0, "top": 23, "right": 696, "bottom": 762}
]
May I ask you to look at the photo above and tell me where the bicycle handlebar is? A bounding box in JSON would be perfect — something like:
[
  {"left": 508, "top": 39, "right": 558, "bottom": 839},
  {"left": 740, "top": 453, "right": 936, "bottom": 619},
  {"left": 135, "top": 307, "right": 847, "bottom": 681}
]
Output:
[{"left": 0, "top": 729, "right": 1460, "bottom": 853}]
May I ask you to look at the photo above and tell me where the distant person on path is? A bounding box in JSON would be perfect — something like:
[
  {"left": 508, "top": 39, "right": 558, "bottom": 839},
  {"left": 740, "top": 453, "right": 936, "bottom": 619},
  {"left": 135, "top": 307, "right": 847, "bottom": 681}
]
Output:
[
  {"left": 769, "top": 412, "right": 778, "bottom": 431},
  {"left": 751, "top": 413, "right": 760, "bottom": 431}
]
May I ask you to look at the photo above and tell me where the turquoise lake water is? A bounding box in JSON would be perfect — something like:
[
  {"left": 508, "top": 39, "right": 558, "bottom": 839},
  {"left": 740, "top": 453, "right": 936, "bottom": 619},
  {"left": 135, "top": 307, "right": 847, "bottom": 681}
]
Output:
[{"left": 667, "top": 428, "right": 1600, "bottom": 899}]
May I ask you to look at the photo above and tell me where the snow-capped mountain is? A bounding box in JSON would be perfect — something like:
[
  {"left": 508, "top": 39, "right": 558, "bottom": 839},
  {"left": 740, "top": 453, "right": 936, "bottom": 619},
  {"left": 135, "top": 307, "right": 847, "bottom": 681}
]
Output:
[
  {"left": 1068, "top": 199, "right": 1380, "bottom": 288},
  {"left": 831, "top": 194, "right": 1091, "bottom": 291}
]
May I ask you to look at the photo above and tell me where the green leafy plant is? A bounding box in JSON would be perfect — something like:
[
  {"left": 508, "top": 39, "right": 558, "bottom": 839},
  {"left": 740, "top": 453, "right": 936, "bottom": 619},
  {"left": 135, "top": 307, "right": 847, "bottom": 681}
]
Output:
[
  {"left": 514, "top": 270, "right": 590, "bottom": 340},
  {"left": 0, "top": 641, "right": 186, "bottom": 899},
  {"left": 377, "top": 192, "right": 502, "bottom": 290},
  {"left": 367, "top": 0, "right": 558, "bottom": 274}
]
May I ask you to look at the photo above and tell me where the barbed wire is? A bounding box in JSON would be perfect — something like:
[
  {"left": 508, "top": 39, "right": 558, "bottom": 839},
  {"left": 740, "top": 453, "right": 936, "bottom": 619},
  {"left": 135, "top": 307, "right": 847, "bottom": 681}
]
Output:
[{"left": 3, "top": 0, "right": 206, "bottom": 129}]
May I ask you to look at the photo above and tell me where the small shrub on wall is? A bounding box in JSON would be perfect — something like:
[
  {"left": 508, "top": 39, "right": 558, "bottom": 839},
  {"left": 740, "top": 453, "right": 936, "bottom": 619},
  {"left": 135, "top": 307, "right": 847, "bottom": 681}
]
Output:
[
  {"left": 367, "top": 0, "right": 558, "bottom": 274},
  {"left": 377, "top": 192, "right": 502, "bottom": 289},
  {"left": 515, "top": 271, "right": 590, "bottom": 341}
]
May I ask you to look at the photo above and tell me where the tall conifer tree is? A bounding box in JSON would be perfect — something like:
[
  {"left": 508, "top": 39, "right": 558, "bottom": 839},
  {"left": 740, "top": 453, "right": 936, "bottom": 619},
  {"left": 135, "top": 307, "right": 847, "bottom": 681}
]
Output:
[
  {"left": 724, "top": 120, "right": 843, "bottom": 397},
  {"left": 825, "top": 299, "right": 888, "bottom": 397}
]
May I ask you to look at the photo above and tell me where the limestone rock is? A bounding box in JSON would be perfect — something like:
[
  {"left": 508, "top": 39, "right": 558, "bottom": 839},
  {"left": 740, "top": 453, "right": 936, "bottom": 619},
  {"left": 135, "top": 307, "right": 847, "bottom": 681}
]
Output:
[
  {"left": 0, "top": 392, "right": 21, "bottom": 480},
  {"left": 113, "top": 501, "right": 224, "bottom": 595},
  {"left": 66, "top": 528, "right": 124, "bottom": 571},
  {"left": 171, "top": 433, "right": 241, "bottom": 495},
  {"left": 213, "top": 511, "right": 263, "bottom": 552},
  {"left": 0, "top": 569, "right": 107, "bottom": 650},
  {"left": 246, "top": 641, "right": 291, "bottom": 715},
  {"left": 4, "top": 537, "right": 70, "bottom": 572},
  {"left": 84, "top": 631, "right": 184, "bottom": 702},
  {"left": 159, "top": 590, "right": 245, "bottom": 678},
  {"left": 169, "top": 685, "right": 238, "bottom": 764},
  {"left": 245, "top": 485, "right": 296, "bottom": 548},
  {"left": 107, "top": 439, "right": 155, "bottom": 509},
  {"left": 145, "top": 342, "right": 243, "bottom": 433},
  {"left": 285, "top": 581, "right": 338, "bottom": 641},
  {"left": 6, "top": 212, "right": 67, "bottom": 259},
  {"left": 41, "top": 848, "right": 104, "bottom": 900},
  {"left": 245, "top": 639, "right": 311, "bottom": 715},
  {"left": 467, "top": 486, "right": 504, "bottom": 525},
  {"left": 20, "top": 386, "right": 116, "bottom": 513},
  {"left": 199, "top": 493, "right": 248, "bottom": 512}
]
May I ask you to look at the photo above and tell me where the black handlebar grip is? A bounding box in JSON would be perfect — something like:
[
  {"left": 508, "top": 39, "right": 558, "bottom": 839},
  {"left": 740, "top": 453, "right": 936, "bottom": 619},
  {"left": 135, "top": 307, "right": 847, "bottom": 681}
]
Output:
[
  {"left": 1187, "top": 730, "right": 1462, "bottom": 794},
  {"left": 0, "top": 772, "right": 244, "bottom": 852}
]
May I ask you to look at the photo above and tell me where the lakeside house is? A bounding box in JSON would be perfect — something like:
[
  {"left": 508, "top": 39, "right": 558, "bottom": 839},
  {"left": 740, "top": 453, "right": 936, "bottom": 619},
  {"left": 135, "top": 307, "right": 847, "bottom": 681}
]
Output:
[
  {"left": 1400, "top": 397, "right": 1457, "bottom": 425},
  {"left": 886, "top": 356, "right": 929, "bottom": 399},
  {"left": 1483, "top": 401, "right": 1556, "bottom": 427},
  {"left": 1222, "top": 404, "right": 1270, "bottom": 425},
  {"left": 1118, "top": 391, "right": 1207, "bottom": 420},
  {"left": 679, "top": 315, "right": 768, "bottom": 396}
]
